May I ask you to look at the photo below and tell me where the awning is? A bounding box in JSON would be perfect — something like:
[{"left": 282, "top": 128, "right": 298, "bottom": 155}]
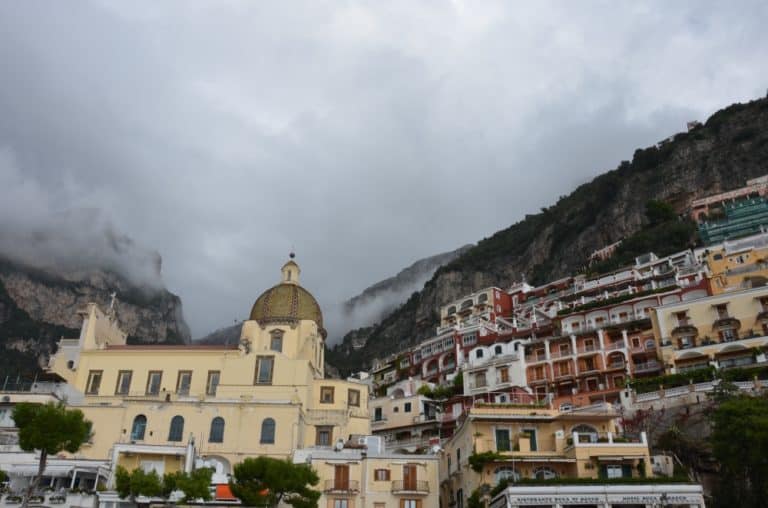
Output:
[{"left": 215, "top": 484, "right": 238, "bottom": 501}]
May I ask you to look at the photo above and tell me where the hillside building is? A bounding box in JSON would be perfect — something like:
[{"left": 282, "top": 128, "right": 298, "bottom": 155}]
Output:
[
  {"left": 369, "top": 379, "right": 442, "bottom": 453},
  {"left": 440, "top": 404, "right": 704, "bottom": 508},
  {"left": 651, "top": 285, "right": 768, "bottom": 373}
]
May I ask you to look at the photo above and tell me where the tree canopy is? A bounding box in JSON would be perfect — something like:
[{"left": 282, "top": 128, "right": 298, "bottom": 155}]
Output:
[
  {"left": 12, "top": 402, "right": 91, "bottom": 508},
  {"left": 709, "top": 395, "right": 768, "bottom": 507},
  {"left": 12, "top": 402, "right": 91, "bottom": 456},
  {"left": 230, "top": 456, "right": 320, "bottom": 508},
  {"left": 115, "top": 466, "right": 212, "bottom": 503}
]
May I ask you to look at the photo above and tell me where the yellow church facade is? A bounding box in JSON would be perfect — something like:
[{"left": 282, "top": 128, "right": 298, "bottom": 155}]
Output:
[{"left": 46, "top": 259, "right": 371, "bottom": 482}]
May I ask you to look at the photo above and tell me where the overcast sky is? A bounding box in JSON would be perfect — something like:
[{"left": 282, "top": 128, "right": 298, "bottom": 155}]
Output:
[{"left": 1, "top": 1, "right": 767, "bottom": 339}]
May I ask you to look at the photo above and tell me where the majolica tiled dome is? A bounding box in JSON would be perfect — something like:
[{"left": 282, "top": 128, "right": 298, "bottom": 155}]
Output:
[{"left": 249, "top": 258, "right": 325, "bottom": 337}]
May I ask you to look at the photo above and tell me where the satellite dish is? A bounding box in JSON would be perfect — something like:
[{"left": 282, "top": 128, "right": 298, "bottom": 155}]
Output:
[{"left": 334, "top": 439, "right": 345, "bottom": 452}]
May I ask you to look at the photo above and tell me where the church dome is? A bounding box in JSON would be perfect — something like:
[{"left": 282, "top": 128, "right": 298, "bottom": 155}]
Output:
[{"left": 249, "top": 257, "right": 326, "bottom": 337}]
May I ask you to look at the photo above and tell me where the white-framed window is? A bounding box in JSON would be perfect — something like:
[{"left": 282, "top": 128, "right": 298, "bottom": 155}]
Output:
[{"left": 86, "top": 370, "right": 103, "bottom": 395}]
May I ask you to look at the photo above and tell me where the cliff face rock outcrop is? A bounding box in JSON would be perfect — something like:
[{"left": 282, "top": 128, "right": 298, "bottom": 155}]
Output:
[
  {"left": 328, "top": 96, "right": 768, "bottom": 373},
  {"left": 0, "top": 257, "right": 190, "bottom": 372}
]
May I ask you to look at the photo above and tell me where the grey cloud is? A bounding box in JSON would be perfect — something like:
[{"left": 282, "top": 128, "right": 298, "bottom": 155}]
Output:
[{"left": 1, "top": 1, "right": 767, "bottom": 339}]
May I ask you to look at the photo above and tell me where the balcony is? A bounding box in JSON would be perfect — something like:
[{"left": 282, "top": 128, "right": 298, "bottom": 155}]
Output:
[
  {"left": 549, "top": 349, "right": 572, "bottom": 359},
  {"left": 324, "top": 480, "right": 360, "bottom": 494},
  {"left": 576, "top": 344, "right": 599, "bottom": 355},
  {"left": 671, "top": 324, "right": 698, "bottom": 336},
  {"left": 525, "top": 352, "right": 548, "bottom": 363},
  {"left": 391, "top": 480, "right": 430, "bottom": 495},
  {"left": 633, "top": 360, "right": 662, "bottom": 374},
  {"left": 713, "top": 316, "right": 740, "bottom": 331},
  {"left": 604, "top": 341, "right": 626, "bottom": 351}
]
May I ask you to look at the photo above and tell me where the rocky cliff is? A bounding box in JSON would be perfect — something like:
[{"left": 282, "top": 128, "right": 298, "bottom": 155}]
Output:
[
  {"left": 0, "top": 256, "right": 190, "bottom": 373},
  {"left": 340, "top": 245, "right": 473, "bottom": 338},
  {"left": 328, "top": 96, "right": 768, "bottom": 373}
]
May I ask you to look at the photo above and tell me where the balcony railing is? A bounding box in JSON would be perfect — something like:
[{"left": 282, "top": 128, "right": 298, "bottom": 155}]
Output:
[
  {"left": 525, "top": 353, "right": 547, "bottom": 363},
  {"left": 604, "top": 341, "right": 626, "bottom": 351},
  {"left": 391, "top": 480, "right": 430, "bottom": 494},
  {"left": 576, "top": 345, "right": 598, "bottom": 355},
  {"left": 549, "top": 349, "right": 572, "bottom": 359},
  {"left": 633, "top": 361, "right": 662, "bottom": 373},
  {"left": 324, "top": 480, "right": 360, "bottom": 493}
]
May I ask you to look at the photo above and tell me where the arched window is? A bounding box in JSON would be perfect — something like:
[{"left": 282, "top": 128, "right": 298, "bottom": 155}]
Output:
[
  {"left": 260, "top": 418, "right": 276, "bottom": 444},
  {"left": 533, "top": 466, "right": 558, "bottom": 480},
  {"left": 209, "top": 417, "right": 225, "bottom": 443},
  {"left": 476, "top": 349, "right": 484, "bottom": 359},
  {"left": 131, "top": 415, "right": 147, "bottom": 441},
  {"left": 572, "top": 424, "right": 599, "bottom": 443},
  {"left": 494, "top": 467, "right": 520, "bottom": 483},
  {"left": 168, "top": 416, "right": 184, "bottom": 442},
  {"left": 494, "top": 345, "right": 503, "bottom": 355}
]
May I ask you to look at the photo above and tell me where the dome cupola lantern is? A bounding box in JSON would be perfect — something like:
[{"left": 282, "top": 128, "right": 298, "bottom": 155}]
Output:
[{"left": 249, "top": 254, "right": 326, "bottom": 338}]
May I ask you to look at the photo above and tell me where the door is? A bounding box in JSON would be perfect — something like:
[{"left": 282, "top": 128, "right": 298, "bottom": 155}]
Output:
[
  {"left": 403, "top": 464, "right": 417, "bottom": 490},
  {"left": 334, "top": 465, "right": 349, "bottom": 490}
]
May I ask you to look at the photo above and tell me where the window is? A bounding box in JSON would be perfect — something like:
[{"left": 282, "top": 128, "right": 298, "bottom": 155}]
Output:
[
  {"left": 393, "top": 406, "right": 399, "bottom": 413},
  {"left": 176, "top": 371, "right": 192, "bottom": 395},
  {"left": 533, "top": 466, "right": 558, "bottom": 480},
  {"left": 403, "top": 464, "right": 418, "bottom": 490},
  {"left": 404, "top": 402, "right": 412, "bottom": 413},
  {"left": 115, "top": 370, "right": 132, "bottom": 395},
  {"left": 319, "top": 386, "right": 336, "bottom": 404},
  {"left": 374, "top": 469, "right": 390, "bottom": 481},
  {"left": 86, "top": 370, "right": 103, "bottom": 395},
  {"left": 499, "top": 367, "right": 509, "bottom": 383},
  {"left": 206, "top": 371, "right": 220, "bottom": 396},
  {"left": 260, "top": 418, "right": 276, "bottom": 444},
  {"left": 494, "top": 345, "right": 503, "bottom": 355},
  {"left": 316, "top": 425, "right": 332, "bottom": 446},
  {"left": 348, "top": 389, "right": 360, "bottom": 407},
  {"left": 270, "top": 330, "right": 283, "bottom": 352},
  {"left": 402, "top": 501, "right": 421, "bottom": 508},
  {"left": 476, "top": 349, "right": 484, "bottom": 358},
  {"left": 522, "top": 429, "right": 537, "bottom": 451},
  {"left": 146, "top": 371, "right": 162, "bottom": 395},
  {"left": 168, "top": 416, "right": 184, "bottom": 442},
  {"left": 374, "top": 503, "right": 386, "bottom": 508},
  {"left": 456, "top": 448, "right": 461, "bottom": 466},
  {"left": 495, "top": 467, "right": 520, "bottom": 483},
  {"left": 131, "top": 415, "right": 147, "bottom": 441},
  {"left": 333, "top": 501, "right": 349, "bottom": 508},
  {"left": 474, "top": 372, "right": 487, "bottom": 388},
  {"left": 333, "top": 464, "right": 350, "bottom": 490},
  {"left": 456, "top": 489, "right": 464, "bottom": 508},
  {"left": 255, "top": 357, "right": 274, "bottom": 384},
  {"left": 374, "top": 407, "right": 383, "bottom": 421},
  {"left": 495, "top": 428, "right": 511, "bottom": 452},
  {"left": 209, "top": 417, "right": 225, "bottom": 443},
  {"left": 603, "top": 464, "right": 631, "bottom": 479}
]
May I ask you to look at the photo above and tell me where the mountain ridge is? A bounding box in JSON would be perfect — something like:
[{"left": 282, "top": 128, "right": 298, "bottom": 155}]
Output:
[{"left": 327, "top": 95, "right": 768, "bottom": 374}]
